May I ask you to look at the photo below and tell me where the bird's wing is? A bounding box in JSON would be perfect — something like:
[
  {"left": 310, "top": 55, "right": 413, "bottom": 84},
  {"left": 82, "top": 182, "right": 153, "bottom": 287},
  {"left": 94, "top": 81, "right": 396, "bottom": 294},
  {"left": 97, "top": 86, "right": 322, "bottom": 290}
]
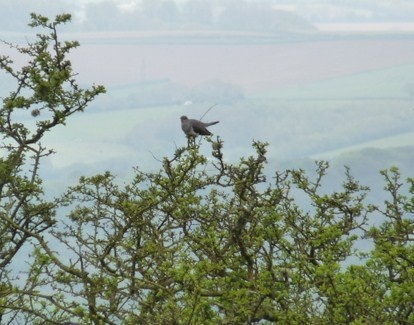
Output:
[{"left": 191, "top": 119, "right": 212, "bottom": 135}]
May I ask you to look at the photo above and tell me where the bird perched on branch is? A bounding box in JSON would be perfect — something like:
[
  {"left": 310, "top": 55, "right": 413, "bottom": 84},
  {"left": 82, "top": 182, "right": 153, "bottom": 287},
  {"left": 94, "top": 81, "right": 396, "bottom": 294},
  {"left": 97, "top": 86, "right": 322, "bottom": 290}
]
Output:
[{"left": 180, "top": 115, "right": 219, "bottom": 137}]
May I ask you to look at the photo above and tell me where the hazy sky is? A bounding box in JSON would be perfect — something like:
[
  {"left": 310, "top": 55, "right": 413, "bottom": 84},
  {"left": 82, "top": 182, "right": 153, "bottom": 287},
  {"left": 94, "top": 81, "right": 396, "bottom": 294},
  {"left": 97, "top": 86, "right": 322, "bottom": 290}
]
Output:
[{"left": 1, "top": 0, "right": 414, "bottom": 33}]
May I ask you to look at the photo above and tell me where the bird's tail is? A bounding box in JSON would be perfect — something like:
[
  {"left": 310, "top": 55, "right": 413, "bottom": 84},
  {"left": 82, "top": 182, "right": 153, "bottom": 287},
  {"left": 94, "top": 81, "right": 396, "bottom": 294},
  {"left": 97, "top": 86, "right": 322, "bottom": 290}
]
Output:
[{"left": 206, "top": 121, "right": 219, "bottom": 126}]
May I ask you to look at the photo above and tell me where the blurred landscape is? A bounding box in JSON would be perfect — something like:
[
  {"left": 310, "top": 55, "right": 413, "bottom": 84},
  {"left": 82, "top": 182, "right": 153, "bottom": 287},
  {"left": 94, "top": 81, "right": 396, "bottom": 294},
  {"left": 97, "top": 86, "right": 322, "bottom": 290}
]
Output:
[{"left": 0, "top": 0, "right": 413, "bottom": 201}]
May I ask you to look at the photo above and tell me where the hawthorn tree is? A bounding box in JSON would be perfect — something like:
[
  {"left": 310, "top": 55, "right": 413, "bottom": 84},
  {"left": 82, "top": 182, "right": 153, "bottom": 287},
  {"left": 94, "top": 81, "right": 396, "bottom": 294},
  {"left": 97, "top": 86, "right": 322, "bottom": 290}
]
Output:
[
  {"left": 5, "top": 140, "right": 411, "bottom": 325},
  {"left": 1, "top": 13, "right": 413, "bottom": 325},
  {"left": 0, "top": 13, "right": 105, "bottom": 323}
]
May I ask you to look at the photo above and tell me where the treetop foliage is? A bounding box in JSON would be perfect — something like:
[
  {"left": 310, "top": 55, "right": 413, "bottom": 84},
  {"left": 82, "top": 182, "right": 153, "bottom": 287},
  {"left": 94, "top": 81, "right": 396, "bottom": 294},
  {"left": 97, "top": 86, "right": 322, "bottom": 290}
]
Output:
[
  {"left": 0, "top": 13, "right": 413, "bottom": 325},
  {"left": 0, "top": 12, "right": 105, "bottom": 318}
]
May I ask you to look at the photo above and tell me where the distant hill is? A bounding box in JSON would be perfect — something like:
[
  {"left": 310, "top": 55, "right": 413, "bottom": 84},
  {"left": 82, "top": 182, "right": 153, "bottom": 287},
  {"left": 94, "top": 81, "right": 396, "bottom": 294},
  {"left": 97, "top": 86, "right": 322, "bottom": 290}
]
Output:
[{"left": 63, "top": 36, "right": 414, "bottom": 94}]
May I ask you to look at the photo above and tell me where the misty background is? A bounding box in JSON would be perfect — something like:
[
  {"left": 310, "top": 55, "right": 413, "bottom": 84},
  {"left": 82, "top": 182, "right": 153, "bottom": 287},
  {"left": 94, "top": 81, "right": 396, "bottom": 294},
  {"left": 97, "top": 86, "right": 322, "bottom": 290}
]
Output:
[{"left": 1, "top": 0, "right": 414, "bottom": 205}]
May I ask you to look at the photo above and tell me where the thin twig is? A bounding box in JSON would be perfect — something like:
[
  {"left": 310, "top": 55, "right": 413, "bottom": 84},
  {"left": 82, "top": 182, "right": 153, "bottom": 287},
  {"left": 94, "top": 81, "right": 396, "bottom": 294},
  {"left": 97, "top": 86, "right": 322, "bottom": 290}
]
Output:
[
  {"left": 199, "top": 103, "right": 218, "bottom": 121},
  {"left": 148, "top": 150, "right": 162, "bottom": 163},
  {"left": 197, "top": 104, "right": 218, "bottom": 145}
]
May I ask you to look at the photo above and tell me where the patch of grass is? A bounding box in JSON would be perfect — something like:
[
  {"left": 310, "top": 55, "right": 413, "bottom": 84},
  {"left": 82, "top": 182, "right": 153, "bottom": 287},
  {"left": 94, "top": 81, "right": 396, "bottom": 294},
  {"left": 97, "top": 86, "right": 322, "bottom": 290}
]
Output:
[
  {"left": 253, "top": 63, "right": 414, "bottom": 100},
  {"left": 310, "top": 132, "right": 414, "bottom": 160}
]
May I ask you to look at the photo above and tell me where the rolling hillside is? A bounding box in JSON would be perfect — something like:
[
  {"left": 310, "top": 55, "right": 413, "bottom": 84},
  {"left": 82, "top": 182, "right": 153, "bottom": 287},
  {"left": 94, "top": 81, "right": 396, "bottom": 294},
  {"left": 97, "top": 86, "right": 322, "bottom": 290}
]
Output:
[{"left": 2, "top": 33, "right": 412, "bottom": 192}]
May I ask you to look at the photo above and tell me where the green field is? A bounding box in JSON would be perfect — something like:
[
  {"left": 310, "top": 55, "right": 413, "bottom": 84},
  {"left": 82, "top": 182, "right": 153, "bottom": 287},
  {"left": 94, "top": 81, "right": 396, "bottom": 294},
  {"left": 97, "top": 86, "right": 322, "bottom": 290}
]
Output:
[
  {"left": 310, "top": 131, "right": 414, "bottom": 160},
  {"left": 249, "top": 62, "right": 414, "bottom": 154},
  {"left": 253, "top": 63, "right": 414, "bottom": 100}
]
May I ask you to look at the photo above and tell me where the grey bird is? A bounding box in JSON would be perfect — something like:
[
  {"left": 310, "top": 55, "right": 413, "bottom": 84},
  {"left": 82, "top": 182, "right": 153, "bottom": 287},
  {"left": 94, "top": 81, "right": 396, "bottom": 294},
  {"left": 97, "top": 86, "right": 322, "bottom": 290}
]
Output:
[{"left": 180, "top": 116, "right": 219, "bottom": 136}]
